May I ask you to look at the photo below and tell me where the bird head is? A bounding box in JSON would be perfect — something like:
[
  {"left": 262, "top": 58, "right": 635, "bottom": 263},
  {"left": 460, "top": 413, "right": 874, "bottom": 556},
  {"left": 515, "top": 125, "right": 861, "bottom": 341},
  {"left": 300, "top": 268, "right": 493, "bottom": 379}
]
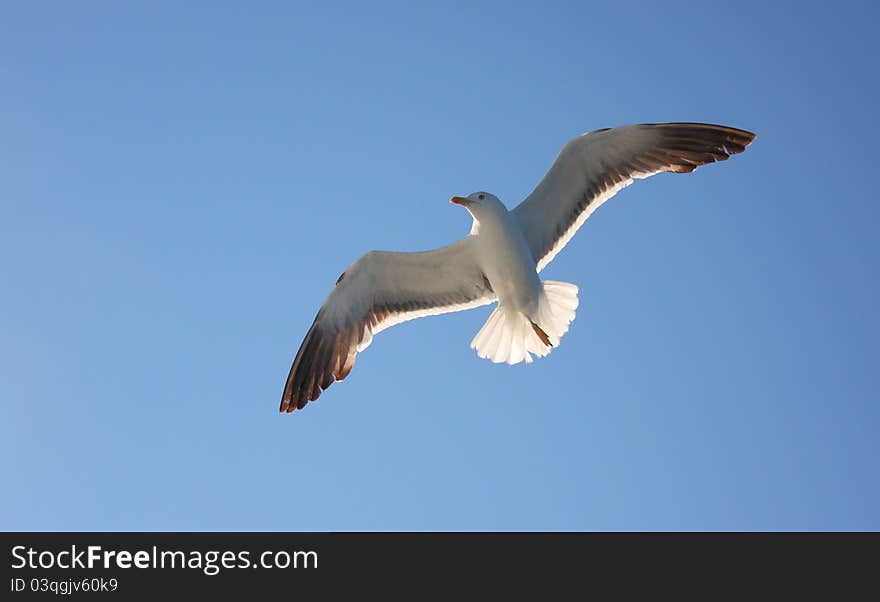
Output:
[
  {"left": 450, "top": 192, "right": 506, "bottom": 223},
  {"left": 450, "top": 192, "right": 507, "bottom": 234}
]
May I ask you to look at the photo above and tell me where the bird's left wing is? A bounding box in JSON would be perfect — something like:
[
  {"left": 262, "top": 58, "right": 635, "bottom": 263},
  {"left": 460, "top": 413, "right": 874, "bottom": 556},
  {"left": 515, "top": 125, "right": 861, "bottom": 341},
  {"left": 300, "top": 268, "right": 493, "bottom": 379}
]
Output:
[
  {"left": 512, "top": 123, "right": 756, "bottom": 272},
  {"left": 281, "top": 236, "right": 494, "bottom": 412}
]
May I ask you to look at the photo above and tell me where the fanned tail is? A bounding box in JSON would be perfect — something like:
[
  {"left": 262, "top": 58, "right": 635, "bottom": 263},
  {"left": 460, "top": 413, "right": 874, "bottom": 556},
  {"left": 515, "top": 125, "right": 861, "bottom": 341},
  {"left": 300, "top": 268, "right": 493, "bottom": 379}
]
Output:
[{"left": 470, "top": 280, "right": 579, "bottom": 365}]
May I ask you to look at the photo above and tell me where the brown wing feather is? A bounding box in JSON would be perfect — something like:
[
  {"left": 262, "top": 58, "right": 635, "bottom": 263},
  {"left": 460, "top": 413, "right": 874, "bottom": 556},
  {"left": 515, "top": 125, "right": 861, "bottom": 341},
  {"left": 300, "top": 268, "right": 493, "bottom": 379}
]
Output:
[
  {"left": 280, "top": 243, "right": 495, "bottom": 413},
  {"left": 514, "top": 123, "right": 756, "bottom": 271}
]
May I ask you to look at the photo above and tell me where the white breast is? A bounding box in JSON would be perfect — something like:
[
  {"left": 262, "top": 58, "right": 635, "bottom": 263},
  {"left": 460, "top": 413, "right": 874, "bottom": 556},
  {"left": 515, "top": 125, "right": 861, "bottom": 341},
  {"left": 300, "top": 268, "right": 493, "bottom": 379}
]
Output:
[{"left": 474, "top": 208, "right": 542, "bottom": 314}]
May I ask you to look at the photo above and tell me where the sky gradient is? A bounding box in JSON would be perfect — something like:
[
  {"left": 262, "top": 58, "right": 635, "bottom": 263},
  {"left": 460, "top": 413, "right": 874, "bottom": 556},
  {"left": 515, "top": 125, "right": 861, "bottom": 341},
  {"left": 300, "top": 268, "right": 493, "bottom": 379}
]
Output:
[{"left": 2, "top": 1, "right": 878, "bottom": 530}]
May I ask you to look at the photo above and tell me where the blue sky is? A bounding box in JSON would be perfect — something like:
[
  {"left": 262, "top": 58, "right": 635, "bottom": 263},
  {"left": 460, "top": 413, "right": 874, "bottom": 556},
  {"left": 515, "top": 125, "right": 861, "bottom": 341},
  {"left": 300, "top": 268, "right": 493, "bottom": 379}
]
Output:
[{"left": 2, "top": 1, "right": 878, "bottom": 530}]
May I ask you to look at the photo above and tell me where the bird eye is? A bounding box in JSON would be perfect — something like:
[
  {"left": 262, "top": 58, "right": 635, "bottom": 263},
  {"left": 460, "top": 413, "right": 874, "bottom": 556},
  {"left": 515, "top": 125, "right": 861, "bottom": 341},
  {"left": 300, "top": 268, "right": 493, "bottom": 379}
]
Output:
[{"left": 478, "top": 194, "right": 485, "bottom": 200}]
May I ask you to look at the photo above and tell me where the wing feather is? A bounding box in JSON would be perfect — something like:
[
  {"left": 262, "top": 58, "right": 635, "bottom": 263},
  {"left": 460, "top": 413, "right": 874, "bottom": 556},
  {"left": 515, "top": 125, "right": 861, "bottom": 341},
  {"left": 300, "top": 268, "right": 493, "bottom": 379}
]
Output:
[
  {"left": 280, "top": 237, "right": 494, "bottom": 413},
  {"left": 513, "top": 123, "right": 756, "bottom": 271}
]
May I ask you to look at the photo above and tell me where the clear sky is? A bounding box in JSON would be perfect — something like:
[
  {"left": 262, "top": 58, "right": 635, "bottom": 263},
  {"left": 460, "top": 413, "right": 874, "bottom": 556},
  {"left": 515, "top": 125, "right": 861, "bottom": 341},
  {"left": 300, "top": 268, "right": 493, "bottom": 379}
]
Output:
[{"left": 2, "top": 1, "right": 878, "bottom": 531}]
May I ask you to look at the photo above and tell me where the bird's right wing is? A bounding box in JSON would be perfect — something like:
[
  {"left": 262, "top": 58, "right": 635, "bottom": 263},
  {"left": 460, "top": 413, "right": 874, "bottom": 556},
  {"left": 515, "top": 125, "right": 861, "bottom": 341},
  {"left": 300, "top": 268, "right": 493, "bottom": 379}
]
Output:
[
  {"left": 281, "top": 236, "right": 495, "bottom": 413},
  {"left": 512, "top": 123, "right": 756, "bottom": 271}
]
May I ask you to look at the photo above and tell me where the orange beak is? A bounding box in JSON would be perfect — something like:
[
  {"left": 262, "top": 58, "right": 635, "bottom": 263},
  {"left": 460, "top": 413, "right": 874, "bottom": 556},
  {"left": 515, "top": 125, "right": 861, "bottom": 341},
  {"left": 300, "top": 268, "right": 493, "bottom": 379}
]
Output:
[{"left": 450, "top": 196, "right": 470, "bottom": 206}]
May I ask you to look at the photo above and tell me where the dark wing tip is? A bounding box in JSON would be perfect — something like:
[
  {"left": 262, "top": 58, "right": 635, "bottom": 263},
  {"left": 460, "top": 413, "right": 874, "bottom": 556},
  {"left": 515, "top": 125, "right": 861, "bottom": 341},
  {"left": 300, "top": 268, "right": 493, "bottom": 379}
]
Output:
[
  {"left": 653, "top": 122, "right": 756, "bottom": 152},
  {"left": 279, "top": 318, "right": 359, "bottom": 414},
  {"left": 633, "top": 123, "right": 756, "bottom": 175}
]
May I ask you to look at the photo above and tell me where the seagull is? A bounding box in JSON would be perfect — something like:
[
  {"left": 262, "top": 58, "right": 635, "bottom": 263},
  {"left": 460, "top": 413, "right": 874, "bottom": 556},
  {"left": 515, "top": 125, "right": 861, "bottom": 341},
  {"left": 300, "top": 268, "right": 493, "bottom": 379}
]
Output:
[{"left": 281, "top": 122, "right": 755, "bottom": 413}]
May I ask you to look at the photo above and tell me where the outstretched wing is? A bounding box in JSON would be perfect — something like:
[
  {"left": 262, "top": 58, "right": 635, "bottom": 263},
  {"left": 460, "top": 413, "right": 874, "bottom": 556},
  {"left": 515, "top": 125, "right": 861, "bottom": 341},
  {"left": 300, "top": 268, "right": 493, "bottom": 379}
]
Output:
[
  {"left": 281, "top": 237, "right": 494, "bottom": 413},
  {"left": 513, "top": 123, "right": 756, "bottom": 271}
]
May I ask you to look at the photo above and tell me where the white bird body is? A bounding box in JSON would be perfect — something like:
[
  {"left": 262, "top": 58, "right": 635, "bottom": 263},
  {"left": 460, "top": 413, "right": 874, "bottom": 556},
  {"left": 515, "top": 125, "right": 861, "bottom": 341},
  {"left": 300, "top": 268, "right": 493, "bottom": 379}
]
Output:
[
  {"left": 466, "top": 194, "right": 541, "bottom": 316},
  {"left": 454, "top": 192, "right": 580, "bottom": 365},
  {"left": 280, "top": 122, "right": 756, "bottom": 413}
]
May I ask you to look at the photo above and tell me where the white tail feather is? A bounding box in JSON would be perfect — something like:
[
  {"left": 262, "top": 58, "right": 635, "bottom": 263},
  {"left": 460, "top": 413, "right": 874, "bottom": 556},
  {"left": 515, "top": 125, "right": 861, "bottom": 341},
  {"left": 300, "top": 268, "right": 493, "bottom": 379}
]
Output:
[{"left": 470, "top": 280, "right": 579, "bottom": 365}]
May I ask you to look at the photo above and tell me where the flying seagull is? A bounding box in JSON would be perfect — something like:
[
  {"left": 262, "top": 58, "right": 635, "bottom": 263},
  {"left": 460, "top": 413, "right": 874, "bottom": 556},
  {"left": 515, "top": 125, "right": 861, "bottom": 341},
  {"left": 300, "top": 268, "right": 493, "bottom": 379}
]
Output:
[{"left": 281, "top": 122, "right": 755, "bottom": 413}]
